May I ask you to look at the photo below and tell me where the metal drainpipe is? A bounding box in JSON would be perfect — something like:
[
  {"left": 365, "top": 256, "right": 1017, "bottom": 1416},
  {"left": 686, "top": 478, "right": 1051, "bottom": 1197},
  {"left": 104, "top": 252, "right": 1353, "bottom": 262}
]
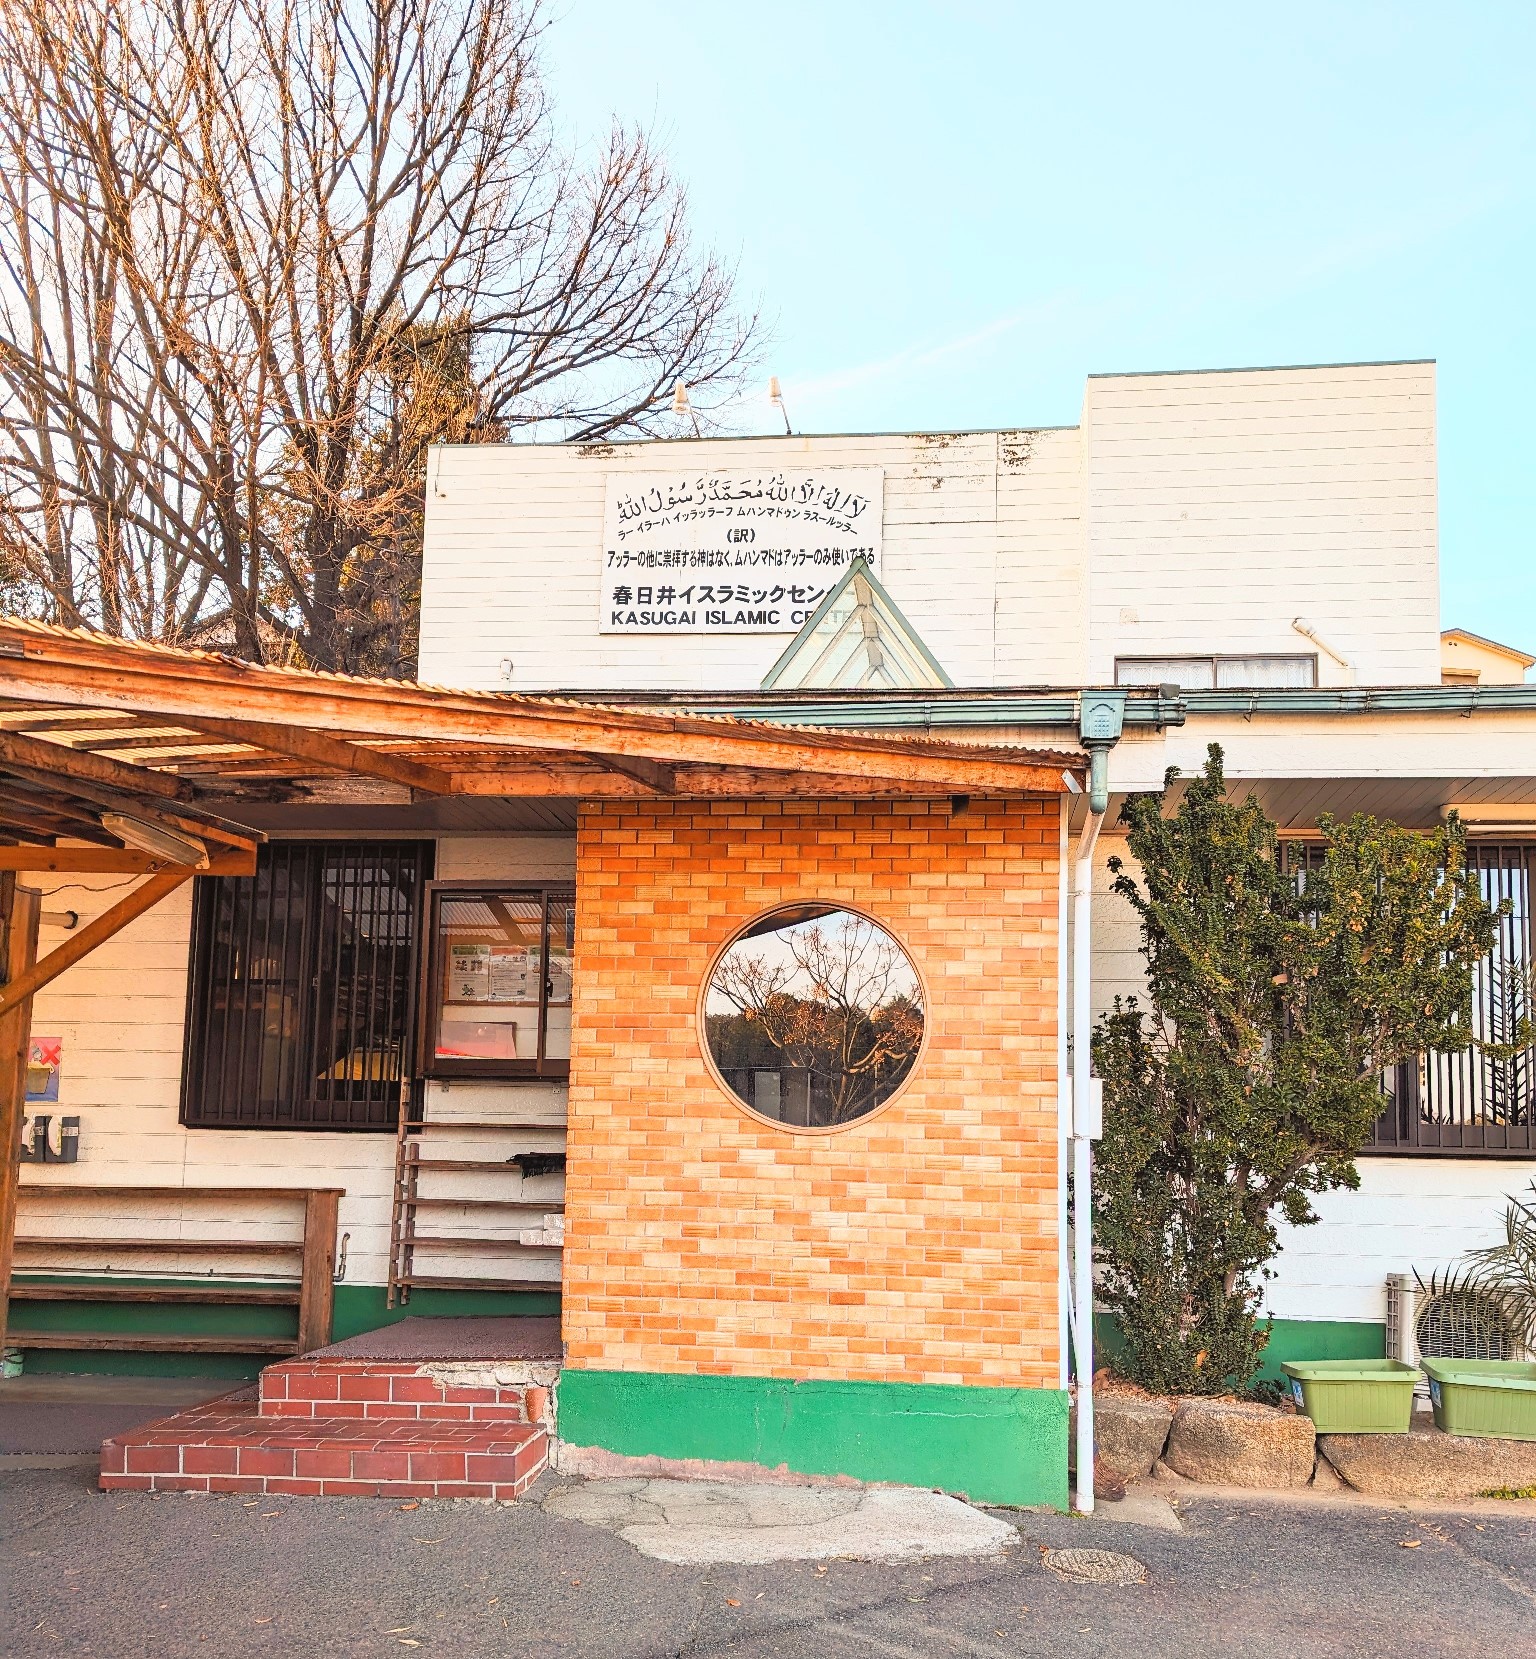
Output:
[
  {"left": 1070, "top": 694, "right": 1125, "bottom": 1515},
  {"left": 1055, "top": 796, "right": 1072, "bottom": 1393},
  {"left": 1071, "top": 803, "right": 1103, "bottom": 1512}
]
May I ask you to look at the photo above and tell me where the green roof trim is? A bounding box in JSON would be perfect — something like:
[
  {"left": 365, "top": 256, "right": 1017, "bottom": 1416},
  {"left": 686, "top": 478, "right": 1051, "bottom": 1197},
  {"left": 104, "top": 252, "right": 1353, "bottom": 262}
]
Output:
[{"left": 761, "top": 557, "right": 954, "bottom": 692}]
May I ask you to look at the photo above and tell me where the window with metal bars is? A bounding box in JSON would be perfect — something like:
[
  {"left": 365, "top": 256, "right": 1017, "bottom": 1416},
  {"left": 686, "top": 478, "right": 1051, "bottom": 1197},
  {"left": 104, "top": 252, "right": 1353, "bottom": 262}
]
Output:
[
  {"left": 180, "top": 841, "right": 432, "bottom": 1130},
  {"left": 1285, "top": 839, "right": 1536, "bottom": 1156}
]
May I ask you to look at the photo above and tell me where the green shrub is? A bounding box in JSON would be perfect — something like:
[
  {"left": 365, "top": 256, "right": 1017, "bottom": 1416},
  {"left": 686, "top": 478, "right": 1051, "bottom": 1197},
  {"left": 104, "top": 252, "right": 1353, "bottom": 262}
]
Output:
[{"left": 1092, "top": 744, "right": 1499, "bottom": 1396}]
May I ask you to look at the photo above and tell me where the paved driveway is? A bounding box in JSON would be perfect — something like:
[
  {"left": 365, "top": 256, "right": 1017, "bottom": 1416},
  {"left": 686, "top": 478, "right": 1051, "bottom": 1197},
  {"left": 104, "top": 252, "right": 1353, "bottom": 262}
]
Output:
[{"left": 2, "top": 1464, "right": 1534, "bottom": 1658}]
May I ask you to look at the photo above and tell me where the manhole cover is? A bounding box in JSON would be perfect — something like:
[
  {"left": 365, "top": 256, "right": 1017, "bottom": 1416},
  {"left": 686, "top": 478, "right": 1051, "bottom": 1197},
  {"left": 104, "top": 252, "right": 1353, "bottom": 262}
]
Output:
[{"left": 1041, "top": 1547, "right": 1147, "bottom": 1585}]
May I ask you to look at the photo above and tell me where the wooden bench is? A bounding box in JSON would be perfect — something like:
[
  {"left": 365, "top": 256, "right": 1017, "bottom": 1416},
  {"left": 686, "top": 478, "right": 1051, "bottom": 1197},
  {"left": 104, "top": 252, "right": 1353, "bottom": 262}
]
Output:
[{"left": 8, "top": 1185, "right": 343, "bottom": 1356}]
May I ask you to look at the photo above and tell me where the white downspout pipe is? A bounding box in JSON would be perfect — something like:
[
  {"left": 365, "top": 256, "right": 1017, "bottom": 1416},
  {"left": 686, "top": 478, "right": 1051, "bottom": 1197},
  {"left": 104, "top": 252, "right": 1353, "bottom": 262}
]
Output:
[
  {"left": 1056, "top": 794, "right": 1072, "bottom": 1391},
  {"left": 1071, "top": 803, "right": 1103, "bottom": 1514}
]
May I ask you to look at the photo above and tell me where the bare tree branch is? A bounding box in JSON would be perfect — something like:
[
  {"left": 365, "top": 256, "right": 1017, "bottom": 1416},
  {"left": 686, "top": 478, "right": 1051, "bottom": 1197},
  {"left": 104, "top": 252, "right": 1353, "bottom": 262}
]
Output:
[{"left": 0, "top": 0, "right": 757, "bottom": 670}]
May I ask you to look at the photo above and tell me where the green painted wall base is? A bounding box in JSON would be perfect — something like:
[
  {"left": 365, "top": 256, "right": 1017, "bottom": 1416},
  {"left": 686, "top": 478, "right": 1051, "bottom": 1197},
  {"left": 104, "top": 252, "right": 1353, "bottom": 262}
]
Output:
[
  {"left": 1093, "top": 1313, "right": 1388, "bottom": 1388},
  {"left": 557, "top": 1369, "right": 1069, "bottom": 1510},
  {"left": 6, "top": 1277, "right": 559, "bottom": 1378}
]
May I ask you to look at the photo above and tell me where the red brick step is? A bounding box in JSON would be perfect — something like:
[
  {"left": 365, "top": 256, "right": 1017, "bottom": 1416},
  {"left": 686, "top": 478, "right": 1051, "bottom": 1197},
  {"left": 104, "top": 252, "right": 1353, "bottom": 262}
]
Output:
[
  {"left": 259, "top": 1357, "right": 547, "bottom": 1425},
  {"left": 101, "top": 1389, "right": 548, "bottom": 1500}
]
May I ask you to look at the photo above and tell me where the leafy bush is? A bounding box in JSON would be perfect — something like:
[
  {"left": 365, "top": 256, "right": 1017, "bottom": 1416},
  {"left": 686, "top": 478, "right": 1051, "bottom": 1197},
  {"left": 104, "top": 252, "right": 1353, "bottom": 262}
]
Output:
[{"left": 1092, "top": 744, "right": 1499, "bottom": 1395}]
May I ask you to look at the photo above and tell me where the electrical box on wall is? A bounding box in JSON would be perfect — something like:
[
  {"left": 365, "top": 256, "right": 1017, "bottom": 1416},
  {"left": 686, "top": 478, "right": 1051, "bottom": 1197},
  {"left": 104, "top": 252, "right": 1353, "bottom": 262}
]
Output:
[{"left": 19, "top": 1114, "right": 80, "bottom": 1163}]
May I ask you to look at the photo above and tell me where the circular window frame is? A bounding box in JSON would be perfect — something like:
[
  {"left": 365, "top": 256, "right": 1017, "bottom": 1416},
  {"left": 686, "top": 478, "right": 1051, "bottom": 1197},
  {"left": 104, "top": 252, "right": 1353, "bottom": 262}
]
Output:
[{"left": 696, "top": 899, "right": 930, "bottom": 1136}]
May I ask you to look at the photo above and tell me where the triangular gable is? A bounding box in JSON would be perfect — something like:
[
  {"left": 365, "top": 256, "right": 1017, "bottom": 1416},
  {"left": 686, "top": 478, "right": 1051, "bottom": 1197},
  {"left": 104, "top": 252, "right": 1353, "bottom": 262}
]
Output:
[{"left": 761, "top": 558, "right": 953, "bottom": 691}]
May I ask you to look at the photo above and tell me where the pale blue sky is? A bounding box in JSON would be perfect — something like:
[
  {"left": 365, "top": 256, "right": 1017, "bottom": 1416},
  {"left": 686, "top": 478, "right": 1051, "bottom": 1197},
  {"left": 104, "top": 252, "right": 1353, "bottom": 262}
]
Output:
[{"left": 545, "top": 2, "right": 1534, "bottom": 651}]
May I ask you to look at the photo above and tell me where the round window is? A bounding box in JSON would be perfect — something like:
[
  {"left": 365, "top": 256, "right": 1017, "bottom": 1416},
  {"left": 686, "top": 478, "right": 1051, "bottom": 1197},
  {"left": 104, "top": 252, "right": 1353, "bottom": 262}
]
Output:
[{"left": 702, "top": 903, "right": 925, "bottom": 1129}]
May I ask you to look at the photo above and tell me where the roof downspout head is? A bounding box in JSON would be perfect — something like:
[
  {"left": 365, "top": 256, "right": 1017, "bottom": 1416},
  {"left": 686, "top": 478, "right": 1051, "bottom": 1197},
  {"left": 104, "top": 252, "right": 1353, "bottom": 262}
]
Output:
[{"left": 1078, "top": 690, "right": 1126, "bottom": 815}]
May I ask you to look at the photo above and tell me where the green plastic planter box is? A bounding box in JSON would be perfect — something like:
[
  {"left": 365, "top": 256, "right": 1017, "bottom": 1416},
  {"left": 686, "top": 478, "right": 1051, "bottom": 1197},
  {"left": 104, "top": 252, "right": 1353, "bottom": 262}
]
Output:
[
  {"left": 1422, "top": 1359, "right": 1536, "bottom": 1441},
  {"left": 1280, "top": 1359, "right": 1420, "bottom": 1433}
]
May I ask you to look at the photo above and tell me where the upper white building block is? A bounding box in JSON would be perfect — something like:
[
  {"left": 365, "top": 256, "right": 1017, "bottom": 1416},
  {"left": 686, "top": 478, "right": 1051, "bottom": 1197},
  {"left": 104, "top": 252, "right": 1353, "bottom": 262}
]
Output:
[{"left": 418, "top": 360, "right": 1441, "bottom": 694}]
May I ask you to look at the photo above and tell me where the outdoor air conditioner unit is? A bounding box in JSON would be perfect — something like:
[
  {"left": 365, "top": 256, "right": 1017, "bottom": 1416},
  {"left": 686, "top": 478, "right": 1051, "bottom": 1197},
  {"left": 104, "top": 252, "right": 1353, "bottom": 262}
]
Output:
[
  {"left": 1385, "top": 1273, "right": 1419, "bottom": 1366},
  {"left": 1387, "top": 1271, "right": 1526, "bottom": 1388}
]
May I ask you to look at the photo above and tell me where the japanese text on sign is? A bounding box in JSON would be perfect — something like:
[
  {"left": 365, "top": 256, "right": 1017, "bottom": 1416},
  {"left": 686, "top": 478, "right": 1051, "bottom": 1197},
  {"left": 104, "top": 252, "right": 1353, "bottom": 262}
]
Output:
[{"left": 601, "top": 468, "right": 884, "bottom": 633}]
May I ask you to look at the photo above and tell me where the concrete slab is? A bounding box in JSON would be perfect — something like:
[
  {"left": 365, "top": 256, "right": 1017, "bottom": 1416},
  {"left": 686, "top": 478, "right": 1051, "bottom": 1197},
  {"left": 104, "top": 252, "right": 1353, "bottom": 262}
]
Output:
[
  {"left": 1097, "top": 1488, "right": 1184, "bottom": 1532},
  {"left": 0, "top": 1375, "right": 237, "bottom": 1454},
  {"left": 302, "top": 1315, "right": 562, "bottom": 1362},
  {"left": 538, "top": 1476, "right": 1017, "bottom": 1564}
]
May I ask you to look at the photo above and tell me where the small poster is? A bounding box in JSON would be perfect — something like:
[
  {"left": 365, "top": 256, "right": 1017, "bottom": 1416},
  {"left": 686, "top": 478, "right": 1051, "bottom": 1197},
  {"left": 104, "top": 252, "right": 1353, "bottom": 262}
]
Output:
[
  {"left": 26, "top": 1036, "right": 61, "bottom": 1102},
  {"left": 489, "top": 945, "right": 536, "bottom": 1003},
  {"left": 547, "top": 956, "right": 573, "bottom": 1006},
  {"left": 448, "top": 943, "right": 491, "bottom": 1003}
]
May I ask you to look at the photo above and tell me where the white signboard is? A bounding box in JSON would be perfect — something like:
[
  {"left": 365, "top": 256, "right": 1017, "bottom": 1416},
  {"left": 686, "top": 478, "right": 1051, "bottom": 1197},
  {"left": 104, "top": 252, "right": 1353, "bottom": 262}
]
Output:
[{"left": 601, "top": 468, "right": 883, "bottom": 633}]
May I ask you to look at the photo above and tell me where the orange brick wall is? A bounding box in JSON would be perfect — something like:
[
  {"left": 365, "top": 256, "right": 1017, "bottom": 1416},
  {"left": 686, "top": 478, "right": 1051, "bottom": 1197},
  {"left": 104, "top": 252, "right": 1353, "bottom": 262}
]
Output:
[{"left": 562, "top": 796, "right": 1063, "bottom": 1390}]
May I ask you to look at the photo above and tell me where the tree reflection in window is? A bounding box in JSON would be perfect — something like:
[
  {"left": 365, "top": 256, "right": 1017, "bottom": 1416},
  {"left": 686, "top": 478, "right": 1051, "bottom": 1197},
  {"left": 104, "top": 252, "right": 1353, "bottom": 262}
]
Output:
[{"left": 704, "top": 904, "right": 924, "bottom": 1127}]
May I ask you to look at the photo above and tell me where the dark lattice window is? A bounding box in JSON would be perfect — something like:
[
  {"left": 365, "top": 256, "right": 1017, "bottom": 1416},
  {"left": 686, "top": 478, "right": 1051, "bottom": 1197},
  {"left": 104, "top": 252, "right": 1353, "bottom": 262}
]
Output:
[
  {"left": 1285, "top": 839, "right": 1536, "bottom": 1156},
  {"left": 181, "top": 841, "right": 431, "bottom": 1130}
]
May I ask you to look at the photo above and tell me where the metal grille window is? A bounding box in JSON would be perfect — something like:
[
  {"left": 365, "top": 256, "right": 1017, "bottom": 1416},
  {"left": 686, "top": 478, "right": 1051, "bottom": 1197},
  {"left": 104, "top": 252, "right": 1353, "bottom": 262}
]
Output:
[
  {"left": 181, "top": 841, "right": 431, "bottom": 1130},
  {"left": 1286, "top": 839, "right": 1536, "bottom": 1156}
]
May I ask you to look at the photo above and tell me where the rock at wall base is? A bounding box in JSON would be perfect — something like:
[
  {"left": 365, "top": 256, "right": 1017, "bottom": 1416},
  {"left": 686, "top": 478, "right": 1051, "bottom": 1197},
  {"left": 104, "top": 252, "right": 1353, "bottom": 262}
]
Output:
[
  {"left": 1164, "top": 1398, "right": 1316, "bottom": 1489},
  {"left": 1310, "top": 1451, "right": 1348, "bottom": 1491},
  {"left": 1069, "top": 1395, "right": 1174, "bottom": 1481},
  {"left": 1319, "top": 1427, "right": 1536, "bottom": 1500}
]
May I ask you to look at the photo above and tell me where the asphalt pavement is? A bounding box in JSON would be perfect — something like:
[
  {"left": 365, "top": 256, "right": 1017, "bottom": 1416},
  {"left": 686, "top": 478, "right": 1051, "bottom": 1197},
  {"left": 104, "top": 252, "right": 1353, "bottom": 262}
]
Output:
[{"left": 2, "top": 1462, "right": 1534, "bottom": 1658}]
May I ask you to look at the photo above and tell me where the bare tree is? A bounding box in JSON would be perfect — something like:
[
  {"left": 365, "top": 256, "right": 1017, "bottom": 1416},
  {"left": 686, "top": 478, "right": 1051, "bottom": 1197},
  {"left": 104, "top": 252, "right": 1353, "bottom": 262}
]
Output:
[{"left": 0, "top": 0, "right": 754, "bottom": 671}]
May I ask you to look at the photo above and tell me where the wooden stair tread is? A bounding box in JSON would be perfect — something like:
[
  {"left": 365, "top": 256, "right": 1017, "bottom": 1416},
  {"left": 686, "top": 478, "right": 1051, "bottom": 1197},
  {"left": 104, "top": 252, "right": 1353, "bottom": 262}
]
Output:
[
  {"left": 10, "top": 1283, "right": 300, "bottom": 1305},
  {"left": 15, "top": 1331, "right": 299, "bottom": 1354},
  {"left": 18, "top": 1185, "right": 342, "bottom": 1198},
  {"left": 407, "top": 1120, "right": 566, "bottom": 1132},
  {"left": 407, "top": 1234, "right": 560, "bottom": 1248},
  {"left": 403, "top": 1199, "right": 564, "bottom": 1213},
  {"left": 404, "top": 1158, "right": 561, "bottom": 1173},
  {"left": 396, "top": 1275, "right": 558, "bottom": 1293},
  {"left": 15, "top": 1237, "right": 301, "bottom": 1254}
]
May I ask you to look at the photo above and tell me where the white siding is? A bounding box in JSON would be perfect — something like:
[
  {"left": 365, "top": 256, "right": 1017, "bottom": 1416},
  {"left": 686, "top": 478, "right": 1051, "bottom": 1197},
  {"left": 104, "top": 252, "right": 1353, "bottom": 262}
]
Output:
[
  {"left": 1083, "top": 362, "right": 1440, "bottom": 687},
  {"left": 16, "top": 836, "right": 576, "bottom": 1292},
  {"left": 419, "top": 362, "right": 1443, "bottom": 696},
  {"left": 1267, "top": 1160, "right": 1536, "bottom": 1325}
]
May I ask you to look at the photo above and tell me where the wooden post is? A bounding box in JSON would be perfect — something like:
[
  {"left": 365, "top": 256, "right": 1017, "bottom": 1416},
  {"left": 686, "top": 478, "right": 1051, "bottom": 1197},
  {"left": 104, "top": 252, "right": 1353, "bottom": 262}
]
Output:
[
  {"left": 0, "top": 874, "right": 42, "bottom": 1359},
  {"left": 296, "top": 1189, "right": 340, "bottom": 1355}
]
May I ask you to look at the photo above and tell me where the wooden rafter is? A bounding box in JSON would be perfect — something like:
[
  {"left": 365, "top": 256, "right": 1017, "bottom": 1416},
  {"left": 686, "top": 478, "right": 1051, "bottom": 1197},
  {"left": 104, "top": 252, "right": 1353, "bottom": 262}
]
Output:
[
  {"left": 0, "top": 622, "right": 1082, "bottom": 796},
  {"left": 172, "top": 715, "right": 454, "bottom": 794},
  {"left": 580, "top": 752, "right": 676, "bottom": 794},
  {"left": 0, "top": 730, "right": 194, "bottom": 802},
  {"left": 0, "top": 867, "right": 199, "bottom": 1020}
]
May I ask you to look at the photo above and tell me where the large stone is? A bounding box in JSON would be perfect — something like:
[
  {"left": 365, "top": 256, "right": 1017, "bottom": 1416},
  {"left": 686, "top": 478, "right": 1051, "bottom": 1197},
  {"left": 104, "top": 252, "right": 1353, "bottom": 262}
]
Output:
[
  {"left": 1319, "top": 1427, "right": 1536, "bottom": 1500},
  {"left": 1071, "top": 1395, "right": 1174, "bottom": 1480},
  {"left": 1164, "top": 1398, "right": 1316, "bottom": 1488}
]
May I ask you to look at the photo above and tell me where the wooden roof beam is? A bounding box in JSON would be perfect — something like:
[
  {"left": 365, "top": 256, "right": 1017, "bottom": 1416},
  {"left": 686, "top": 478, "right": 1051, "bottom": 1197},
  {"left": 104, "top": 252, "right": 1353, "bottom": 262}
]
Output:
[
  {"left": 0, "top": 628, "right": 1081, "bottom": 794},
  {"left": 447, "top": 760, "right": 1077, "bottom": 798},
  {"left": 580, "top": 753, "right": 676, "bottom": 794},
  {"left": 173, "top": 715, "right": 455, "bottom": 796},
  {"left": 0, "top": 846, "right": 255, "bottom": 875},
  {"left": 0, "top": 729, "right": 193, "bottom": 802},
  {"left": 0, "top": 867, "right": 199, "bottom": 1019}
]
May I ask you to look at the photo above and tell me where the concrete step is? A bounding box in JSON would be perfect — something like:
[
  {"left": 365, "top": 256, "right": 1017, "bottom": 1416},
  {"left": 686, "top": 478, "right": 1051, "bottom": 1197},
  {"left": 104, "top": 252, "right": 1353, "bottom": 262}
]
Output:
[{"left": 99, "top": 1390, "right": 548, "bottom": 1500}]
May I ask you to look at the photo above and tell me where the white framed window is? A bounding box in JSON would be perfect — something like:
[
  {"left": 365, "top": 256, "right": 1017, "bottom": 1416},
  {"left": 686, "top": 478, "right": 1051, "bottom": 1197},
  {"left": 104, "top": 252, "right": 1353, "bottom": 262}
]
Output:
[{"left": 1114, "top": 654, "right": 1317, "bottom": 690}]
